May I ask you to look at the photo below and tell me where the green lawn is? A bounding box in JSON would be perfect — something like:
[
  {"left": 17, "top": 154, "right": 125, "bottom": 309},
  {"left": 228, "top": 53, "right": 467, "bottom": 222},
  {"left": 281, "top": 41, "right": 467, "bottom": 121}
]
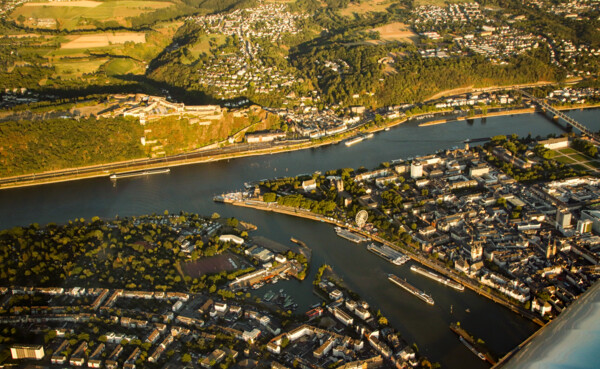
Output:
[
  {"left": 570, "top": 153, "right": 592, "bottom": 162},
  {"left": 558, "top": 148, "right": 578, "bottom": 155},
  {"left": 554, "top": 155, "right": 577, "bottom": 164}
]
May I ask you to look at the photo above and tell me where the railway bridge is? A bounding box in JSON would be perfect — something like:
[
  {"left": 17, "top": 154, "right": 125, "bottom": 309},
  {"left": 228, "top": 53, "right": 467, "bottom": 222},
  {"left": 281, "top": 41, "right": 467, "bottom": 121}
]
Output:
[{"left": 519, "top": 89, "right": 599, "bottom": 142}]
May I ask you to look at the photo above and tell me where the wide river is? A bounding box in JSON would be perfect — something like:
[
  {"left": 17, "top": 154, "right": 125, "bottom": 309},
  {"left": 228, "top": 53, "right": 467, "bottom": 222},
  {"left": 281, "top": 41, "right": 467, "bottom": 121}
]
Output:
[{"left": 1, "top": 110, "right": 599, "bottom": 368}]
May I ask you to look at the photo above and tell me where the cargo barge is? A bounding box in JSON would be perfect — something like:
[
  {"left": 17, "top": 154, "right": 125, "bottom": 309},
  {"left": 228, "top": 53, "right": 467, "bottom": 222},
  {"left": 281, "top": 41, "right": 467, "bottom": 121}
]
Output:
[
  {"left": 388, "top": 274, "right": 434, "bottom": 305},
  {"left": 410, "top": 265, "right": 464, "bottom": 291},
  {"left": 110, "top": 168, "right": 170, "bottom": 180},
  {"left": 335, "top": 227, "right": 368, "bottom": 243},
  {"left": 367, "top": 243, "right": 410, "bottom": 266}
]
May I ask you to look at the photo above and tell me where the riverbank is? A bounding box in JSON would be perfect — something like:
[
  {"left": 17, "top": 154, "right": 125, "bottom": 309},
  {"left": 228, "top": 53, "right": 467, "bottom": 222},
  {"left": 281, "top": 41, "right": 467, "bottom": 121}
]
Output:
[
  {"left": 418, "top": 103, "right": 600, "bottom": 127},
  {"left": 218, "top": 197, "right": 546, "bottom": 327},
  {"left": 2, "top": 100, "right": 598, "bottom": 190},
  {"left": 0, "top": 115, "right": 409, "bottom": 190},
  {"left": 418, "top": 108, "right": 536, "bottom": 127}
]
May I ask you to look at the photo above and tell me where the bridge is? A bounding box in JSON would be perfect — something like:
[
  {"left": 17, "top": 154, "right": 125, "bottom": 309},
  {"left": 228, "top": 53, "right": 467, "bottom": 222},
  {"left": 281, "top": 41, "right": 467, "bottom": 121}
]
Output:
[{"left": 519, "top": 89, "right": 599, "bottom": 141}]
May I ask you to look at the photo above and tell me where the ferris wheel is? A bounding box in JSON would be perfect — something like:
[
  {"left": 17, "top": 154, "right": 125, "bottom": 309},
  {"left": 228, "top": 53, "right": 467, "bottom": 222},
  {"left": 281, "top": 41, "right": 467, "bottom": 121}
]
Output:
[{"left": 355, "top": 210, "right": 368, "bottom": 228}]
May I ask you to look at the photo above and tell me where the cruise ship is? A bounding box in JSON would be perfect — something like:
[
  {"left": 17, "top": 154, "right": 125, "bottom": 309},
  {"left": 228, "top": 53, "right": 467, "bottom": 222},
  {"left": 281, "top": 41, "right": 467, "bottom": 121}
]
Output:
[
  {"left": 388, "top": 274, "right": 434, "bottom": 305},
  {"left": 410, "top": 265, "right": 464, "bottom": 291},
  {"left": 109, "top": 168, "right": 170, "bottom": 180},
  {"left": 367, "top": 243, "right": 410, "bottom": 266},
  {"left": 335, "top": 227, "right": 368, "bottom": 243}
]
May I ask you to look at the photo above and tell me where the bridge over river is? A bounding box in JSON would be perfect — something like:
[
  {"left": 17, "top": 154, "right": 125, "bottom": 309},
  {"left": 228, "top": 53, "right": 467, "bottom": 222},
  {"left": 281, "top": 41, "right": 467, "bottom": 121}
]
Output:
[{"left": 519, "top": 89, "right": 599, "bottom": 142}]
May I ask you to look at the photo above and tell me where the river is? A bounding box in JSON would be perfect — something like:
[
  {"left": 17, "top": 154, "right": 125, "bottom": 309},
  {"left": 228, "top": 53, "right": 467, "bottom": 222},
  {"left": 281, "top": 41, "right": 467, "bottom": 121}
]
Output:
[{"left": 1, "top": 109, "right": 599, "bottom": 368}]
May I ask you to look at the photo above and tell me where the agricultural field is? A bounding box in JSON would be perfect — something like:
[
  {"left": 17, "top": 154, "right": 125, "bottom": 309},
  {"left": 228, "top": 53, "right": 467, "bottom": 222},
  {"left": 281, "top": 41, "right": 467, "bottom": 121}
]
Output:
[
  {"left": 369, "top": 22, "right": 417, "bottom": 44},
  {"left": 60, "top": 32, "right": 146, "bottom": 49},
  {"left": 10, "top": 0, "right": 175, "bottom": 30},
  {"left": 339, "top": 0, "right": 392, "bottom": 16}
]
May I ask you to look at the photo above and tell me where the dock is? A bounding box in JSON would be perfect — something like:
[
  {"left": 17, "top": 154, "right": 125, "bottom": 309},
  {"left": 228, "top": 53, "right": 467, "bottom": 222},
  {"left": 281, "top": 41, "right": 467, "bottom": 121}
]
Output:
[{"left": 450, "top": 323, "right": 497, "bottom": 364}]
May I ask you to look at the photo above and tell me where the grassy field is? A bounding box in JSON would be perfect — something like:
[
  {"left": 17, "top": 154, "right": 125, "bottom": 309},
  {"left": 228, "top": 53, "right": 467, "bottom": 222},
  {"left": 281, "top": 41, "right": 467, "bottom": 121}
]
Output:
[
  {"left": 369, "top": 22, "right": 417, "bottom": 44},
  {"left": 103, "top": 58, "right": 145, "bottom": 76},
  {"left": 558, "top": 147, "right": 578, "bottom": 155},
  {"left": 340, "top": 0, "right": 391, "bottom": 16},
  {"left": 11, "top": 1, "right": 174, "bottom": 30},
  {"left": 188, "top": 34, "right": 227, "bottom": 59},
  {"left": 554, "top": 155, "right": 576, "bottom": 164},
  {"left": 53, "top": 58, "right": 109, "bottom": 78}
]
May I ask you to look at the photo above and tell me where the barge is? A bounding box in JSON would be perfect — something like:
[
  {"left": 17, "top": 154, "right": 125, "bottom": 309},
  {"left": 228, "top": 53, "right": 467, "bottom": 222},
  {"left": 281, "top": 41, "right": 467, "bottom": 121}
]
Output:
[
  {"left": 110, "top": 168, "right": 170, "bottom": 180},
  {"left": 388, "top": 274, "right": 434, "bottom": 305},
  {"left": 367, "top": 243, "right": 410, "bottom": 266},
  {"left": 410, "top": 265, "right": 464, "bottom": 291}
]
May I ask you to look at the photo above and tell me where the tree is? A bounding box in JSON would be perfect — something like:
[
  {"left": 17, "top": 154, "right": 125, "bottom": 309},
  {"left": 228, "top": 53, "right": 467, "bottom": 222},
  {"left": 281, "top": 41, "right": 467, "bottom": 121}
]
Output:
[{"left": 181, "top": 353, "right": 191, "bottom": 363}]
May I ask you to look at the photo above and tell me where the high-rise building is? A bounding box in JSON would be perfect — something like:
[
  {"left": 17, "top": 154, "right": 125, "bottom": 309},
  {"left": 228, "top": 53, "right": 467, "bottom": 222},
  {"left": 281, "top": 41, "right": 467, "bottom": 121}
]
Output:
[
  {"left": 556, "top": 209, "right": 572, "bottom": 229},
  {"left": 410, "top": 161, "right": 423, "bottom": 178},
  {"left": 576, "top": 219, "right": 593, "bottom": 234},
  {"left": 10, "top": 345, "right": 44, "bottom": 360}
]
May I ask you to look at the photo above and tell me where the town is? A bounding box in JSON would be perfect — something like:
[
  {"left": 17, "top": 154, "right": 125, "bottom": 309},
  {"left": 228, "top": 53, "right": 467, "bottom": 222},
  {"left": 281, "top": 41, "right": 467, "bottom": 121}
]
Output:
[
  {"left": 217, "top": 134, "right": 600, "bottom": 324},
  {"left": 0, "top": 213, "right": 433, "bottom": 368}
]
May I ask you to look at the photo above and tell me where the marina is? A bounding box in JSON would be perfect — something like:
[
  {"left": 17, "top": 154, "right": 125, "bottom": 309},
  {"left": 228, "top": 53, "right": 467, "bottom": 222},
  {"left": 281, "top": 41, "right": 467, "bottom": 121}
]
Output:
[
  {"left": 388, "top": 274, "right": 434, "bottom": 305},
  {"left": 367, "top": 243, "right": 410, "bottom": 266},
  {"left": 410, "top": 265, "right": 465, "bottom": 291},
  {"left": 109, "top": 168, "right": 170, "bottom": 180},
  {"left": 334, "top": 226, "right": 368, "bottom": 243}
]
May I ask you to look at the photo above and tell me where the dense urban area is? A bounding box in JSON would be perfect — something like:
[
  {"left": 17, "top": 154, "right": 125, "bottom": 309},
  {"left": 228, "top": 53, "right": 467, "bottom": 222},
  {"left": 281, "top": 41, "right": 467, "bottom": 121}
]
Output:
[
  {"left": 1, "top": 0, "right": 600, "bottom": 368},
  {"left": 0, "top": 213, "right": 433, "bottom": 368},
  {"left": 218, "top": 134, "right": 599, "bottom": 329}
]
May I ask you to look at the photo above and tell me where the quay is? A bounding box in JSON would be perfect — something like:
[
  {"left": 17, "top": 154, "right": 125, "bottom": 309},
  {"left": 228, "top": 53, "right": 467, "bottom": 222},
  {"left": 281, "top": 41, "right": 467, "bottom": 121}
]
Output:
[
  {"left": 450, "top": 323, "right": 497, "bottom": 364},
  {"left": 216, "top": 196, "right": 546, "bottom": 326},
  {"left": 410, "top": 265, "right": 464, "bottom": 291},
  {"left": 388, "top": 274, "right": 434, "bottom": 305},
  {"left": 109, "top": 168, "right": 170, "bottom": 180}
]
